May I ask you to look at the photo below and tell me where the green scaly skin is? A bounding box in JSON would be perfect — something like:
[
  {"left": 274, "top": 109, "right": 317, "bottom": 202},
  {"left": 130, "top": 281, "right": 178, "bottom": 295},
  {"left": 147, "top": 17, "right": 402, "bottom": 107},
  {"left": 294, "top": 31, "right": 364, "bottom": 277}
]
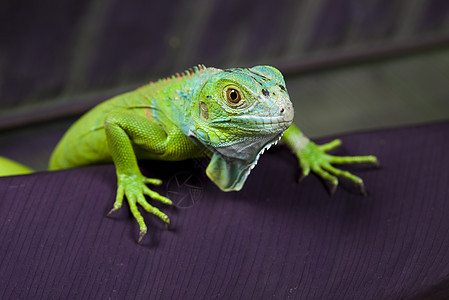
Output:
[
  {"left": 0, "top": 157, "right": 34, "bottom": 176},
  {"left": 2, "top": 65, "right": 377, "bottom": 243}
]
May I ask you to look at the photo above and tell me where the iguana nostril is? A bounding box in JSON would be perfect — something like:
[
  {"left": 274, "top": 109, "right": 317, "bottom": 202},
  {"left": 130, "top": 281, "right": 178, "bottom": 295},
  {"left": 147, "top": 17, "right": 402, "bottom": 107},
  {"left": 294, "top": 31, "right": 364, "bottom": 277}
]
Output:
[{"left": 282, "top": 104, "right": 294, "bottom": 121}]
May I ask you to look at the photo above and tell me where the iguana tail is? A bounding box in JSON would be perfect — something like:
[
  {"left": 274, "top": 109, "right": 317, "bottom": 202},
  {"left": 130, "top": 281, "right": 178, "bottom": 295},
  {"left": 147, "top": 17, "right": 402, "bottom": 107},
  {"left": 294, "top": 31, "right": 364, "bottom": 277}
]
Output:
[{"left": 0, "top": 157, "right": 34, "bottom": 176}]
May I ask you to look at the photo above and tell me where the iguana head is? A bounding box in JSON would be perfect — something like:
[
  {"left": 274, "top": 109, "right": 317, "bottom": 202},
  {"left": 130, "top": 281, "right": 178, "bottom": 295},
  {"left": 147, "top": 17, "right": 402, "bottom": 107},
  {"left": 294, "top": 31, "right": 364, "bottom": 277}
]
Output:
[{"left": 189, "top": 65, "right": 294, "bottom": 191}]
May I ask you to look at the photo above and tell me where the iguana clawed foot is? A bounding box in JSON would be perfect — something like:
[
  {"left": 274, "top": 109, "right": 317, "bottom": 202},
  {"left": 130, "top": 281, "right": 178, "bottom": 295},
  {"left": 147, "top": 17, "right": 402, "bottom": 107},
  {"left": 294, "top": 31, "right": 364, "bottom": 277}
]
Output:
[
  {"left": 296, "top": 139, "right": 378, "bottom": 195},
  {"left": 107, "top": 173, "right": 172, "bottom": 243}
]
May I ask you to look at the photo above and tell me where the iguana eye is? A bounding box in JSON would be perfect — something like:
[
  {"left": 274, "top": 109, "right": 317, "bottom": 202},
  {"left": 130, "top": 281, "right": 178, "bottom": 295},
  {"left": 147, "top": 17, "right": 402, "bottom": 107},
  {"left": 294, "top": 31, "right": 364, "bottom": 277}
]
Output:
[{"left": 225, "top": 88, "right": 241, "bottom": 104}]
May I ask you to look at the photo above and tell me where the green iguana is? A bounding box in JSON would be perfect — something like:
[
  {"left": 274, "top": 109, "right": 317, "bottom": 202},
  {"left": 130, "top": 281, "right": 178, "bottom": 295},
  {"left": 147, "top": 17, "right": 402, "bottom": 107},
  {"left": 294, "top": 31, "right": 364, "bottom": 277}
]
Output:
[{"left": 0, "top": 65, "right": 377, "bottom": 243}]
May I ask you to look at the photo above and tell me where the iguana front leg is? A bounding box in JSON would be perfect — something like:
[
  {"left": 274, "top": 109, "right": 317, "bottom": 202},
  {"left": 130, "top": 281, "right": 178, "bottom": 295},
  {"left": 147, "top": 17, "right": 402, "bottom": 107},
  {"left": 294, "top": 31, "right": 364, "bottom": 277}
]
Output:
[
  {"left": 282, "top": 124, "right": 378, "bottom": 194},
  {"left": 104, "top": 112, "right": 172, "bottom": 243}
]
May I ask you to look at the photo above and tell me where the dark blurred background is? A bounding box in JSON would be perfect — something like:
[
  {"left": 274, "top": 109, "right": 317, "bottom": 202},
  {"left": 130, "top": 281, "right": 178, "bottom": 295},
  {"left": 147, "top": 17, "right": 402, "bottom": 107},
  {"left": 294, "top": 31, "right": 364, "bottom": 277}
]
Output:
[{"left": 1, "top": 0, "right": 449, "bottom": 170}]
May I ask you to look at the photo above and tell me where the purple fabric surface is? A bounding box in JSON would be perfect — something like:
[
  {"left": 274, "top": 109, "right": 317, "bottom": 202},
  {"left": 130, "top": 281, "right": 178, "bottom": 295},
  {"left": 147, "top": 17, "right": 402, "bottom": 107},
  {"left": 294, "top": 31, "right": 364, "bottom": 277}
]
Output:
[{"left": 1, "top": 121, "right": 449, "bottom": 298}]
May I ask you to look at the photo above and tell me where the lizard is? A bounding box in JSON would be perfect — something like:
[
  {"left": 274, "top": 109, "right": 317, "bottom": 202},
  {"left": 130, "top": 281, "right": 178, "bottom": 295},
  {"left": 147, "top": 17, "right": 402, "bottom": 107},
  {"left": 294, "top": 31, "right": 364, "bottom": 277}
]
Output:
[{"left": 0, "top": 65, "right": 378, "bottom": 243}]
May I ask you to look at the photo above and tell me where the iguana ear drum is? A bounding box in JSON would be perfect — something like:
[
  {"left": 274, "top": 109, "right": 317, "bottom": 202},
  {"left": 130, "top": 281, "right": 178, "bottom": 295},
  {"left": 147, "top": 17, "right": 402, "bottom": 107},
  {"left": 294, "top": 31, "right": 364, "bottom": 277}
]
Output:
[{"left": 200, "top": 102, "right": 209, "bottom": 120}]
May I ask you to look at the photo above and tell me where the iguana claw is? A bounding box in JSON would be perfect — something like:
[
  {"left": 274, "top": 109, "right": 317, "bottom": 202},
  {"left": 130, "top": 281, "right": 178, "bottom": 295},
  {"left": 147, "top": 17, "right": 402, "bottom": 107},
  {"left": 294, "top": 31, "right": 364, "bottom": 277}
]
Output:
[
  {"left": 138, "top": 229, "right": 147, "bottom": 244},
  {"left": 107, "top": 207, "right": 118, "bottom": 217},
  {"left": 330, "top": 181, "right": 338, "bottom": 196}
]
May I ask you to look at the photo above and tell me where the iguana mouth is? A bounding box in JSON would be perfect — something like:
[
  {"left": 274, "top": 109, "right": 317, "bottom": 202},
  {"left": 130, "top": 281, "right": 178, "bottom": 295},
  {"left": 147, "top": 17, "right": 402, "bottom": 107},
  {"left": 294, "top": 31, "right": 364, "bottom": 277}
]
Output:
[
  {"left": 233, "top": 116, "right": 292, "bottom": 127},
  {"left": 211, "top": 116, "right": 292, "bottom": 131}
]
